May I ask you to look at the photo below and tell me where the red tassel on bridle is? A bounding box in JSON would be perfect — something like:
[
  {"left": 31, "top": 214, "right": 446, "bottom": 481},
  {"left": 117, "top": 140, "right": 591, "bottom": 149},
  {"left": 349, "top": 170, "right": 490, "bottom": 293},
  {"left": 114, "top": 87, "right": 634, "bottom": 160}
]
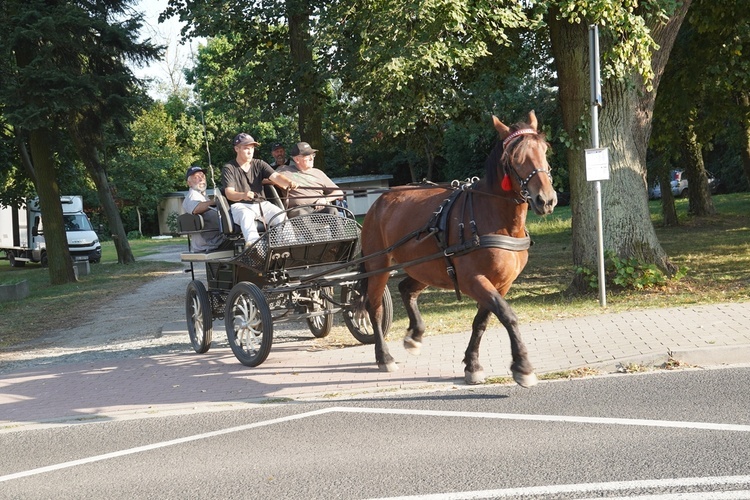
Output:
[{"left": 501, "top": 174, "right": 512, "bottom": 191}]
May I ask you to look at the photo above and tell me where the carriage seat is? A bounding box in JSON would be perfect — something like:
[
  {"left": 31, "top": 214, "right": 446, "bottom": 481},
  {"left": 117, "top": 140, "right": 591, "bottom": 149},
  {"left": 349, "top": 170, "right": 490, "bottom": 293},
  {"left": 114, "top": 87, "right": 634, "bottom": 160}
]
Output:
[
  {"left": 177, "top": 212, "right": 218, "bottom": 233},
  {"left": 180, "top": 249, "right": 234, "bottom": 262},
  {"left": 177, "top": 212, "right": 235, "bottom": 261}
]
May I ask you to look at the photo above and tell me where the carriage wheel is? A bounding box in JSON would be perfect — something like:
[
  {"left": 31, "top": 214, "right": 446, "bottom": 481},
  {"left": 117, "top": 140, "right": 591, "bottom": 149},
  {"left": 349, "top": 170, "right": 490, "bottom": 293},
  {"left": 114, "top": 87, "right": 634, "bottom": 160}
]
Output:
[
  {"left": 341, "top": 283, "right": 393, "bottom": 344},
  {"left": 225, "top": 281, "right": 273, "bottom": 367},
  {"left": 306, "top": 287, "right": 334, "bottom": 338},
  {"left": 186, "top": 280, "right": 212, "bottom": 354}
]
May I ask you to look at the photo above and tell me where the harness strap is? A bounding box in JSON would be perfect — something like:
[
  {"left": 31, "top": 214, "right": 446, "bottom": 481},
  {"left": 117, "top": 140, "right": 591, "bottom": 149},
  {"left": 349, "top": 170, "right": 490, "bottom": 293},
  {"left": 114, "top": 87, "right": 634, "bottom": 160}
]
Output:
[
  {"left": 479, "top": 233, "right": 531, "bottom": 251},
  {"left": 299, "top": 229, "right": 531, "bottom": 285},
  {"left": 299, "top": 185, "right": 532, "bottom": 286},
  {"left": 433, "top": 189, "right": 465, "bottom": 299}
]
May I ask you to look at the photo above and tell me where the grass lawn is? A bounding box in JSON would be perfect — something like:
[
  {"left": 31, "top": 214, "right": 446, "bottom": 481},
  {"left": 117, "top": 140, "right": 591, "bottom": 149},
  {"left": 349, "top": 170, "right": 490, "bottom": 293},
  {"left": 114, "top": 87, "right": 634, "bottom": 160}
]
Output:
[
  {"left": 389, "top": 193, "right": 750, "bottom": 338},
  {"left": 1, "top": 193, "right": 749, "bottom": 349},
  {"left": 0, "top": 238, "right": 185, "bottom": 346}
]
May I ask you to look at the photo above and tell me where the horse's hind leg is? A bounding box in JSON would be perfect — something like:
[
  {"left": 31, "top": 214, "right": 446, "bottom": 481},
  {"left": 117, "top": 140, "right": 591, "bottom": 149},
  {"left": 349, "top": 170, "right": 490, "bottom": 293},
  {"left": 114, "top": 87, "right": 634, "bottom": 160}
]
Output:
[
  {"left": 398, "top": 276, "right": 428, "bottom": 355},
  {"left": 367, "top": 272, "right": 398, "bottom": 372}
]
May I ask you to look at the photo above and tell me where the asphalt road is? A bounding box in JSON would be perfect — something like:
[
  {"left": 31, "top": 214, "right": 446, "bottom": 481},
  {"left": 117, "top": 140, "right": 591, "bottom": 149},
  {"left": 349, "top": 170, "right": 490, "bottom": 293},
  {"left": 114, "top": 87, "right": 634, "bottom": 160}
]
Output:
[{"left": 2, "top": 366, "right": 750, "bottom": 499}]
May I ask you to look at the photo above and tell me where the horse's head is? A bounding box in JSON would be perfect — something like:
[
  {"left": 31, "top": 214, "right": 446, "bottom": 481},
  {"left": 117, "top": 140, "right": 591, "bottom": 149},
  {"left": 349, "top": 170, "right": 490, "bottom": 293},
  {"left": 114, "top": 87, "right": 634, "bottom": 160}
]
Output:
[{"left": 490, "top": 111, "right": 557, "bottom": 215}]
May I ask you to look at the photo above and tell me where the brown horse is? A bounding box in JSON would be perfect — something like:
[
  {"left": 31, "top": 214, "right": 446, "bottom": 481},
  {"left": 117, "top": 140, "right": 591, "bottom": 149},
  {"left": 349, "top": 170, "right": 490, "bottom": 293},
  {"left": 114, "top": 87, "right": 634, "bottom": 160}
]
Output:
[{"left": 359, "top": 111, "right": 557, "bottom": 388}]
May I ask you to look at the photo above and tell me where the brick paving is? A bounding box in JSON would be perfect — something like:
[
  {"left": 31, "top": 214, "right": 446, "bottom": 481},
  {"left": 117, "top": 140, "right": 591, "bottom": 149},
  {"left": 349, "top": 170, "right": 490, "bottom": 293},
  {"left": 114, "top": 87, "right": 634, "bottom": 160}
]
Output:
[{"left": 1, "top": 301, "right": 749, "bottom": 429}]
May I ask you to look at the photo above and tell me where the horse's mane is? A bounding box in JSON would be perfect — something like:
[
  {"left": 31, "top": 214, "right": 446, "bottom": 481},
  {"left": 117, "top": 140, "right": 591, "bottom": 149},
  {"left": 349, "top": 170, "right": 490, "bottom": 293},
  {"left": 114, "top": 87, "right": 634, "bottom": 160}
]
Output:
[{"left": 485, "top": 121, "right": 547, "bottom": 187}]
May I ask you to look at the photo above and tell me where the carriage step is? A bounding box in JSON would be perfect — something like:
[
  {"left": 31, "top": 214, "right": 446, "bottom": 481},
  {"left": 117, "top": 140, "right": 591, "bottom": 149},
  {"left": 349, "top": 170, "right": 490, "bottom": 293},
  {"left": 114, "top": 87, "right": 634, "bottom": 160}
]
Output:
[{"left": 180, "top": 250, "right": 235, "bottom": 262}]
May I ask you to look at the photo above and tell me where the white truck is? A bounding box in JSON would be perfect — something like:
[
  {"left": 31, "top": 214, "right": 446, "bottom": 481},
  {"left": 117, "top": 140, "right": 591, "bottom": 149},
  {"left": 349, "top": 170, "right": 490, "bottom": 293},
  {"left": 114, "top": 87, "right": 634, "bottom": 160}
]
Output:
[{"left": 0, "top": 195, "right": 102, "bottom": 267}]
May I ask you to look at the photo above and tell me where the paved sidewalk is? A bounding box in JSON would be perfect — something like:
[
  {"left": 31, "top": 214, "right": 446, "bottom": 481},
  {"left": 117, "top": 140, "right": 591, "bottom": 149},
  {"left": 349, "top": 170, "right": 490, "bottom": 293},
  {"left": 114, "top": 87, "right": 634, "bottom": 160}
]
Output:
[{"left": 1, "top": 301, "right": 749, "bottom": 429}]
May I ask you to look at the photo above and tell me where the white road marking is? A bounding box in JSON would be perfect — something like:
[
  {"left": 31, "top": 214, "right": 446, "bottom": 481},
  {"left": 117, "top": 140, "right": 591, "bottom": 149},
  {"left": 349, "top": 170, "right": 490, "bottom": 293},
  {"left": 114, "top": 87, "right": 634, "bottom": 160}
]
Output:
[
  {"left": 0, "top": 407, "right": 333, "bottom": 482},
  {"left": 332, "top": 407, "right": 750, "bottom": 432},
  {"left": 367, "top": 478, "right": 750, "bottom": 499},
  {"left": 2, "top": 406, "right": 750, "bottom": 484}
]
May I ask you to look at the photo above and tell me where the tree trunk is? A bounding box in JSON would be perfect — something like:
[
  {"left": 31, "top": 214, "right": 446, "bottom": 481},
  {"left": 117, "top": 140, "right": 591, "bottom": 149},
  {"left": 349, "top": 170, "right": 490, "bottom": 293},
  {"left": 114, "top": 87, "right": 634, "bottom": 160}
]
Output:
[
  {"left": 28, "top": 129, "right": 77, "bottom": 284},
  {"left": 682, "top": 120, "right": 716, "bottom": 216},
  {"left": 289, "top": 2, "right": 325, "bottom": 170},
  {"left": 13, "top": 35, "right": 75, "bottom": 284},
  {"left": 424, "top": 135, "right": 435, "bottom": 182},
  {"left": 739, "top": 91, "right": 750, "bottom": 186},
  {"left": 88, "top": 164, "right": 135, "bottom": 264},
  {"left": 407, "top": 158, "right": 417, "bottom": 183},
  {"left": 658, "top": 169, "right": 679, "bottom": 226},
  {"left": 548, "top": 4, "right": 688, "bottom": 292},
  {"left": 68, "top": 124, "right": 135, "bottom": 264}
]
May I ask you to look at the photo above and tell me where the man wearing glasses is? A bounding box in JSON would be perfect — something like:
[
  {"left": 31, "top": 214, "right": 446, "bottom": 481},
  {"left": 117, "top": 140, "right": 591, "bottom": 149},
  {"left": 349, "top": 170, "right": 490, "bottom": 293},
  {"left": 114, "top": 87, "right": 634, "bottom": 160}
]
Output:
[{"left": 277, "top": 142, "right": 344, "bottom": 217}]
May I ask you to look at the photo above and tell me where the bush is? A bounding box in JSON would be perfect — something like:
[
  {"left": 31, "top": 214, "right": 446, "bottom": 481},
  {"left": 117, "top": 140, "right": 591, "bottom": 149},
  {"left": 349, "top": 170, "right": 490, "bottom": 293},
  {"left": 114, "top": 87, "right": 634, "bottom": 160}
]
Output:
[
  {"left": 575, "top": 251, "right": 686, "bottom": 291},
  {"left": 166, "top": 212, "right": 179, "bottom": 235},
  {"left": 127, "top": 230, "right": 144, "bottom": 240}
]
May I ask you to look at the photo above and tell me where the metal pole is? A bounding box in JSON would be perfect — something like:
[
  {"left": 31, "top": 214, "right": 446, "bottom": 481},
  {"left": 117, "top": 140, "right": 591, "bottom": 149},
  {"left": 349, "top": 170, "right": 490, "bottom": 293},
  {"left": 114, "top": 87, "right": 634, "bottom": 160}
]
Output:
[{"left": 589, "top": 24, "right": 606, "bottom": 307}]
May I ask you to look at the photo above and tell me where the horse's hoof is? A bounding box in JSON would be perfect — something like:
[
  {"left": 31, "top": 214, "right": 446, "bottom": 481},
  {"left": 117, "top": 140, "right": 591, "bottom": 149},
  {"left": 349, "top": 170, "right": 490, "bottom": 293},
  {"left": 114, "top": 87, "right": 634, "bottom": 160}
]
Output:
[
  {"left": 378, "top": 362, "right": 399, "bottom": 373},
  {"left": 513, "top": 371, "right": 538, "bottom": 388},
  {"left": 464, "top": 370, "right": 486, "bottom": 385},
  {"left": 403, "top": 336, "right": 422, "bottom": 356}
]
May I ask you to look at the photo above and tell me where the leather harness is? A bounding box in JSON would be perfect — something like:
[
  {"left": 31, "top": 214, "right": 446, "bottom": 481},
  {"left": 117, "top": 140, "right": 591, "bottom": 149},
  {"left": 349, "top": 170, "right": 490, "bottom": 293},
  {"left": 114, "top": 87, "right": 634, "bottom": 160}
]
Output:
[{"left": 417, "top": 180, "right": 532, "bottom": 300}]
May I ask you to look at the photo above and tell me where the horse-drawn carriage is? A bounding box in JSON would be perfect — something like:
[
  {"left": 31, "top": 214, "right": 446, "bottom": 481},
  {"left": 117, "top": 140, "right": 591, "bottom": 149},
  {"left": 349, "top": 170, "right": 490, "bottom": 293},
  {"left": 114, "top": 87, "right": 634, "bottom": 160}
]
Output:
[
  {"left": 179, "top": 111, "right": 557, "bottom": 388},
  {"left": 178, "top": 187, "right": 393, "bottom": 368}
]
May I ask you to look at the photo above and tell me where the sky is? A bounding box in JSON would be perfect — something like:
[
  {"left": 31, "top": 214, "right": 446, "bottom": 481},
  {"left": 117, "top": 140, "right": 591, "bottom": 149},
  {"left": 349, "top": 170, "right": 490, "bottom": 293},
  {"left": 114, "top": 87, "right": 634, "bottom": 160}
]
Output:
[{"left": 131, "top": 0, "right": 203, "bottom": 99}]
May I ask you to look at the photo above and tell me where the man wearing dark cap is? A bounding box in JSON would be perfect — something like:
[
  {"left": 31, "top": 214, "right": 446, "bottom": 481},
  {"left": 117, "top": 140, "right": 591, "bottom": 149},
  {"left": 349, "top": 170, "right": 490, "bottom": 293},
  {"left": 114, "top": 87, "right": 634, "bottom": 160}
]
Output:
[
  {"left": 222, "top": 132, "right": 298, "bottom": 246},
  {"left": 270, "top": 143, "right": 293, "bottom": 170},
  {"left": 182, "top": 165, "right": 232, "bottom": 252},
  {"left": 277, "top": 142, "right": 344, "bottom": 217}
]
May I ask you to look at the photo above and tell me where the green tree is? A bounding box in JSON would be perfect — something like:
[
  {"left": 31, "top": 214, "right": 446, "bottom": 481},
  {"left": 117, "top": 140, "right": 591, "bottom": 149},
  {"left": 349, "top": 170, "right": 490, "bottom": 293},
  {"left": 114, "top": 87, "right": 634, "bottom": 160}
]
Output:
[
  {"left": 0, "top": 0, "right": 160, "bottom": 278},
  {"left": 160, "top": 0, "right": 692, "bottom": 295},
  {"left": 652, "top": 0, "right": 750, "bottom": 219},
  {"left": 323, "top": 0, "right": 529, "bottom": 181},
  {"left": 164, "top": 0, "right": 327, "bottom": 167},
  {"left": 540, "top": 1, "right": 691, "bottom": 290},
  {"left": 109, "top": 104, "right": 196, "bottom": 235}
]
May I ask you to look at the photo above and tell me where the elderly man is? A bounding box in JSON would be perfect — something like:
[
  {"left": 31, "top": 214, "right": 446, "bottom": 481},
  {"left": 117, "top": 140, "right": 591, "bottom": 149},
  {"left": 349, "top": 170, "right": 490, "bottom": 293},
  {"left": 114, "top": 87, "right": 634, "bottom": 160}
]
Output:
[
  {"left": 277, "top": 142, "right": 344, "bottom": 217},
  {"left": 221, "top": 133, "right": 298, "bottom": 247},
  {"left": 182, "top": 165, "right": 233, "bottom": 252}
]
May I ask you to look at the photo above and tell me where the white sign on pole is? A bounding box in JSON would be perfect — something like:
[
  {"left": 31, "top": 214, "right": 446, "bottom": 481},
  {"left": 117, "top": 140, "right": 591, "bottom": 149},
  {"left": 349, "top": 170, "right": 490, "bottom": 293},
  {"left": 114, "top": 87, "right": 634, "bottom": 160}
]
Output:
[{"left": 585, "top": 147, "right": 610, "bottom": 181}]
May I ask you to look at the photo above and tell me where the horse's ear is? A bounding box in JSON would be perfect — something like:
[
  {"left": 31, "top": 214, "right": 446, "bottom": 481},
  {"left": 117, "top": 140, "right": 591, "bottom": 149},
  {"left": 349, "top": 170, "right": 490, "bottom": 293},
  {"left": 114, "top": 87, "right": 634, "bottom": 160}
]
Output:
[
  {"left": 528, "top": 110, "right": 537, "bottom": 130},
  {"left": 493, "top": 115, "right": 510, "bottom": 139}
]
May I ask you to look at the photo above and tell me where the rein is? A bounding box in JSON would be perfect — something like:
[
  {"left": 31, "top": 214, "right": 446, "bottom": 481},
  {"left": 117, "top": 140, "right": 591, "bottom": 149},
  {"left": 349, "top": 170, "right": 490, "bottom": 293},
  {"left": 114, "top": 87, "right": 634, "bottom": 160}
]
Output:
[
  {"left": 298, "top": 181, "right": 531, "bottom": 288},
  {"left": 298, "top": 132, "right": 551, "bottom": 291}
]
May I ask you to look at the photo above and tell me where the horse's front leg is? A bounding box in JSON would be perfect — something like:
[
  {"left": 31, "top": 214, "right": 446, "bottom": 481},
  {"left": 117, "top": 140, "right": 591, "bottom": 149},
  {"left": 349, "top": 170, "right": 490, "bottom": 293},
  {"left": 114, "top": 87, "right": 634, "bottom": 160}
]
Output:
[
  {"left": 486, "top": 293, "right": 537, "bottom": 388},
  {"left": 463, "top": 306, "right": 492, "bottom": 384},
  {"left": 367, "top": 273, "right": 398, "bottom": 372},
  {"left": 399, "top": 276, "right": 428, "bottom": 355},
  {"left": 466, "top": 277, "right": 537, "bottom": 388}
]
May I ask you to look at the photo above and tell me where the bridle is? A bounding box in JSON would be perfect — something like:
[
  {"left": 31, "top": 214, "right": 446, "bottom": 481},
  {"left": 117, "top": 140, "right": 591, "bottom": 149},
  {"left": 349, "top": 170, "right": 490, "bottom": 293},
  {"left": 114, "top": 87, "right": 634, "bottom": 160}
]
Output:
[{"left": 501, "top": 129, "right": 552, "bottom": 201}]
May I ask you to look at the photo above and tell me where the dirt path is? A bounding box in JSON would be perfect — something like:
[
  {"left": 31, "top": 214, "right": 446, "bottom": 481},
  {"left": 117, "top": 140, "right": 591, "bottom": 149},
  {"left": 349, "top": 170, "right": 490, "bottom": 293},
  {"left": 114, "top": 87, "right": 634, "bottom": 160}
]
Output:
[{"left": 0, "top": 246, "right": 314, "bottom": 374}]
